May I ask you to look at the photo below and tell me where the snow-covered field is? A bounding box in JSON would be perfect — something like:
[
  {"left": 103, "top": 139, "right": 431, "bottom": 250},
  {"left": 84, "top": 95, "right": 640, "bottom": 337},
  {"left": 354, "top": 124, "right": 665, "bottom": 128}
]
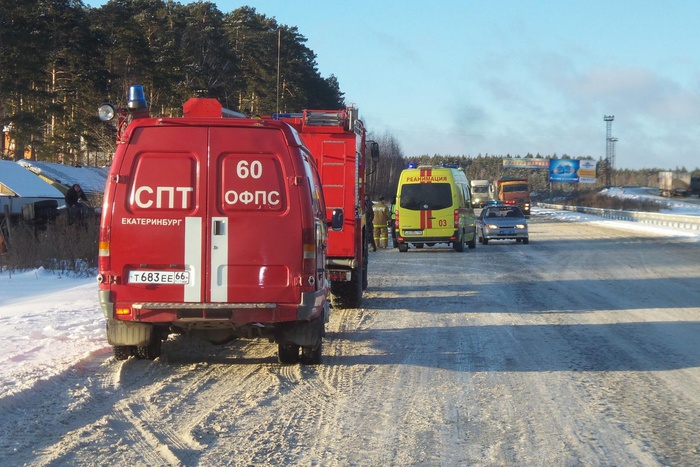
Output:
[{"left": 1, "top": 187, "right": 698, "bottom": 465}]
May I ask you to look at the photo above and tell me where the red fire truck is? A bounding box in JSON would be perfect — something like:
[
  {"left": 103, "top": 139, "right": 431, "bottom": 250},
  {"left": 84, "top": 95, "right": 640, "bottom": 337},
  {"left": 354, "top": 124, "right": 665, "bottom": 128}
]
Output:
[{"left": 276, "top": 109, "right": 378, "bottom": 309}]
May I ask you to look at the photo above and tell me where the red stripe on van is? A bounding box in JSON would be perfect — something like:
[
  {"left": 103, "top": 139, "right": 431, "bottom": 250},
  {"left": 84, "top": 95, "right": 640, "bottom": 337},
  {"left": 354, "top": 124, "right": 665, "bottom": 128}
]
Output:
[{"left": 420, "top": 209, "right": 433, "bottom": 229}]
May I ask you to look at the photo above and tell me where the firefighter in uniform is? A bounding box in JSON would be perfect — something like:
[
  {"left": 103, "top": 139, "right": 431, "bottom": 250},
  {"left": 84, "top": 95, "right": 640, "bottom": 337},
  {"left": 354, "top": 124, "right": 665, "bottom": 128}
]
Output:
[
  {"left": 365, "top": 194, "right": 377, "bottom": 252},
  {"left": 372, "top": 196, "right": 390, "bottom": 249}
]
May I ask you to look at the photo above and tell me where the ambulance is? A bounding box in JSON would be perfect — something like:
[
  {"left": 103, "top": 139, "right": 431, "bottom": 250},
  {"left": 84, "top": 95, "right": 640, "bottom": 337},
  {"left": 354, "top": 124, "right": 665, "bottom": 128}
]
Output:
[
  {"left": 394, "top": 165, "right": 476, "bottom": 252},
  {"left": 96, "top": 86, "right": 333, "bottom": 364}
]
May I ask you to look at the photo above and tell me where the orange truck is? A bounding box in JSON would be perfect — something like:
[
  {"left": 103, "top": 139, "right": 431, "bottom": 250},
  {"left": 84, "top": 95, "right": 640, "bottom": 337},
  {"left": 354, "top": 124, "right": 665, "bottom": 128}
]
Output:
[
  {"left": 492, "top": 177, "right": 531, "bottom": 215},
  {"left": 275, "top": 109, "right": 378, "bottom": 309}
]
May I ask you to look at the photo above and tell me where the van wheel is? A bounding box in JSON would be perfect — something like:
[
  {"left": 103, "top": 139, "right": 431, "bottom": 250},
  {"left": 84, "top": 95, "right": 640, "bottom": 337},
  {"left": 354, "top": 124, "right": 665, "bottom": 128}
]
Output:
[
  {"left": 398, "top": 243, "right": 409, "bottom": 253},
  {"left": 113, "top": 345, "right": 134, "bottom": 361},
  {"left": 278, "top": 343, "right": 300, "bottom": 364},
  {"left": 454, "top": 233, "right": 465, "bottom": 252},
  {"left": 300, "top": 342, "right": 322, "bottom": 365},
  {"left": 468, "top": 234, "right": 477, "bottom": 249},
  {"left": 136, "top": 336, "right": 162, "bottom": 360}
]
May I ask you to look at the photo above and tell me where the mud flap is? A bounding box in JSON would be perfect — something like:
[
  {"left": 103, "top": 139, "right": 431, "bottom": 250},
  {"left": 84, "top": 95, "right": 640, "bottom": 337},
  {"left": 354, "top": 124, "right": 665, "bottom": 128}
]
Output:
[
  {"left": 107, "top": 319, "right": 153, "bottom": 346},
  {"left": 275, "top": 317, "right": 324, "bottom": 347}
]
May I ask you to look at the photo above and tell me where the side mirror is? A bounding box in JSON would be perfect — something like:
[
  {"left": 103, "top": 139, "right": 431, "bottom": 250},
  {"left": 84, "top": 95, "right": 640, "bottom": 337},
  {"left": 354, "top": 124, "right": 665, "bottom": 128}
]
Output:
[
  {"left": 369, "top": 141, "right": 379, "bottom": 162},
  {"left": 329, "top": 209, "right": 344, "bottom": 231}
]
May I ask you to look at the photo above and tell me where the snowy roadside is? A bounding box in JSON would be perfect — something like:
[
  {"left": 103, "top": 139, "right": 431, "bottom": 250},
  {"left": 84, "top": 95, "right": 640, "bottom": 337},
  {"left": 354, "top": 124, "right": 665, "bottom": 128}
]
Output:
[
  {"left": 1, "top": 187, "right": 699, "bottom": 400},
  {"left": 0, "top": 268, "right": 106, "bottom": 398}
]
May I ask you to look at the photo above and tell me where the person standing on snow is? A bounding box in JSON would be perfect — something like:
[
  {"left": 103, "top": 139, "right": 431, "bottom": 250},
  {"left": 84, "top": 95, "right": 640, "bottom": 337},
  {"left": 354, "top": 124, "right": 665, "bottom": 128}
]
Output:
[
  {"left": 372, "top": 196, "right": 390, "bottom": 249},
  {"left": 365, "top": 194, "right": 377, "bottom": 252},
  {"left": 65, "top": 183, "right": 89, "bottom": 225}
]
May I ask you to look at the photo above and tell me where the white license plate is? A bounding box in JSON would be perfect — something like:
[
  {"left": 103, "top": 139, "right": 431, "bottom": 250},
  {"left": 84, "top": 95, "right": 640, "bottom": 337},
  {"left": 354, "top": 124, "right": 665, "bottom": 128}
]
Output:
[
  {"left": 128, "top": 270, "right": 190, "bottom": 285},
  {"left": 404, "top": 230, "right": 423, "bottom": 235}
]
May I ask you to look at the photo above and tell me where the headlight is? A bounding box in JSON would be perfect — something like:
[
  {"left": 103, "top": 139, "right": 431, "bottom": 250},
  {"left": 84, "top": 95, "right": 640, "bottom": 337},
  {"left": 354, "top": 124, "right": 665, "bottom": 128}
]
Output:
[
  {"left": 98, "top": 103, "right": 116, "bottom": 121},
  {"left": 516, "top": 224, "right": 526, "bottom": 228}
]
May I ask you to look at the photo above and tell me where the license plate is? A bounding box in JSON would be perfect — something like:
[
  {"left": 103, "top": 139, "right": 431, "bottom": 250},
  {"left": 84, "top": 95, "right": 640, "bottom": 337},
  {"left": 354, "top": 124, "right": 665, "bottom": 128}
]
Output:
[
  {"left": 499, "top": 230, "right": 515, "bottom": 235},
  {"left": 128, "top": 270, "right": 190, "bottom": 285},
  {"left": 404, "top": 230, "right": 423, "bottom": 235}
]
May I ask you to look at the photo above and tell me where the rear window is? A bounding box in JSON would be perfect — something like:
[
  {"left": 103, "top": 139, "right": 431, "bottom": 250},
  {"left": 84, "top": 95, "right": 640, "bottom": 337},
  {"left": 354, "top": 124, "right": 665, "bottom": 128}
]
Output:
[
  {"left": 484, "top": 206, "right": 524, "bottom": 218},
  {"left": 400, "top": 183, "right": 452, "bottom": 210}
]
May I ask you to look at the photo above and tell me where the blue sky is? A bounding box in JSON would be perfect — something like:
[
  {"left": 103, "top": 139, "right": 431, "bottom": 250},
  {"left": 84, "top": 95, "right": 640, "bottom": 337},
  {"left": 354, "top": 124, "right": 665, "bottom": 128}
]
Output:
[{"left": 84, "top": 1, "right": 700, "bottom": 171}]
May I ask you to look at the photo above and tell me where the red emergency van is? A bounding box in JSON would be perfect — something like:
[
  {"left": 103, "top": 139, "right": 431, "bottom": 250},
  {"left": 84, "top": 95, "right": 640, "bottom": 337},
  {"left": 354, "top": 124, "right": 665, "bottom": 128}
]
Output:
[{"left": 97, "top": 86, "right": 332, "bottom": 364}]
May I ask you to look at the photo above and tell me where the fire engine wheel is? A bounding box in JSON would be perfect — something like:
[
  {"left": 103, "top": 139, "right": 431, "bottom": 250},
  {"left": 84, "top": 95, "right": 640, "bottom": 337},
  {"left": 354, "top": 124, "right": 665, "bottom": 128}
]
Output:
[
  {"left": 113, "top": 345, "right": 134, "bottom": 361},
  {"left": 331, "top": 265, "right": 363, "bottom": 309},
  {"left": 300, "top": 342, "right": 322, "bottom": 365},
  {"left": 278, "top": 343, "right": 300, "bottom": 364},
  {"left": 398, "top": 243, "right": 409, "bottom": 253}
]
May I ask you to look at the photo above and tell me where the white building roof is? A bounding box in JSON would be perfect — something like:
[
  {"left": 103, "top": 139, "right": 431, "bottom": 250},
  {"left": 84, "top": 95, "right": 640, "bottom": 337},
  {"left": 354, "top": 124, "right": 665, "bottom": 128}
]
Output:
[
  {"left": 0, "top": 160, "right": 65, "bottom": 198},
  {"left": 16, "top": 160, "right": 108, "bottom": 194}
]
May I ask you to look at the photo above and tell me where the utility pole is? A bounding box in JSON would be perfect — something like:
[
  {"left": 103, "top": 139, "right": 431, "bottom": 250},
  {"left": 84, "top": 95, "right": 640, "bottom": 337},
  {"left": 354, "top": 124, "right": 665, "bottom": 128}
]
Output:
[
  {"left": 609, "top": 137, "right": 618, "bottom": 186},
  {"left": 604, "top": 115, "right": 614, "bottom": 186}
]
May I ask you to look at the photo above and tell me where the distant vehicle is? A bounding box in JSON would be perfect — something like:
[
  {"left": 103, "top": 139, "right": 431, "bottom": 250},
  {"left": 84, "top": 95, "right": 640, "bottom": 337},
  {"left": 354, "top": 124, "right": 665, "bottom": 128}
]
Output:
[
  {"left": 469, "top": 179, "right": 491, "bottom": 208},
  {"left": 477, "top": 203, "right": 529, "bottom": 245},
  {"left": 491, "top": 177, "right": 530, "bottom": 215},
  {"left": 692, "top": 176, "right": 700, "bottom": 196},
  {"left": 394, "top": 165, "right": 476, "bottom": 252},
  {"left": 658, "top": 170, "right": 691, "bottom": 197}
]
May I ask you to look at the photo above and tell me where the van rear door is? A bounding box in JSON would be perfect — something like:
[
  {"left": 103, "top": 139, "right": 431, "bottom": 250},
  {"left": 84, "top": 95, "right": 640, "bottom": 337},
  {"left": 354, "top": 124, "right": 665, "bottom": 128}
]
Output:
[
  {"left": 109, "top": 124, "right": 302, "bottom": 307},
  {"left": 109, "top": 126, "right": 207, "bottom": 306},
  {"left": 207, "top": 126, "right": 301, "bottom": 305},
  {"left": 400, "top": 182, "right": 453, "bottom": 235}
]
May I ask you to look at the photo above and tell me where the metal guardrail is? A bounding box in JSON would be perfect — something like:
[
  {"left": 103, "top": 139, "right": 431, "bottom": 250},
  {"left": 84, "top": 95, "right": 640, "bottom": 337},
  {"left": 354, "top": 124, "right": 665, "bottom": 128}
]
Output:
[{"left": 535, "top": 203, "right": 700, "bottom": 231}]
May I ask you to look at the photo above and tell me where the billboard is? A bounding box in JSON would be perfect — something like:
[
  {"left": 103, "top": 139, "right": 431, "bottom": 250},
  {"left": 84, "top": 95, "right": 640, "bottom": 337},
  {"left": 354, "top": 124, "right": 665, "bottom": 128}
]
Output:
[
  {"left": 548, "top": 159, "right": 597, "bottom": 183},
  {"left": 502, "top": 158, "right": 550, "bottom": 169},
  {"left": 577, "top": 160, "right": 597, "bottom": 184}
]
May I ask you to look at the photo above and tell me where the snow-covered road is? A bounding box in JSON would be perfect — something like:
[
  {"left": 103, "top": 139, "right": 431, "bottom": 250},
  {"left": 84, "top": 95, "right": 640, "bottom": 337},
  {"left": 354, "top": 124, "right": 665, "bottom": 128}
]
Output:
[{"left": 1, "top": 205, "right": 699, "bottom": 466}]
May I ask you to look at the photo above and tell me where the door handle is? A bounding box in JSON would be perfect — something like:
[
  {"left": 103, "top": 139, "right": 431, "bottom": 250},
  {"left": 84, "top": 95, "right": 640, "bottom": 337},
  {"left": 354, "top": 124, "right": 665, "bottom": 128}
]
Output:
[{"left": 214, "top": 220, "right": 226, "bottom": 235}]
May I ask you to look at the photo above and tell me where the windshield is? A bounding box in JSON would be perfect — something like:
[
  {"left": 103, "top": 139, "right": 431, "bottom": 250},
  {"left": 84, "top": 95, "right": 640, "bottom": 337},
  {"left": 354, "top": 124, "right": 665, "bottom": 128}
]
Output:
[
  {"left": 502, "top": 183, "right": 528, "bottom": 193},
  {"left": 483, "top": 206, "right": 524, "bottom": 218},
  {"left": 400, "top": 183, "right": 452, "bottom": 210},
  {"left": 472, "top": 186, "right": 489, "bottom": 194}
]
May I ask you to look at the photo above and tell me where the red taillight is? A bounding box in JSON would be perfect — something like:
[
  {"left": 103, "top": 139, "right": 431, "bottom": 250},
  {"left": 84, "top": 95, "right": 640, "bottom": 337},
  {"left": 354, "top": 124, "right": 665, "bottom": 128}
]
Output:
[
  {"left": 98, "top": 226, "right": 110, "bottom": 276},
  {"left": 394, "top": 209, "right": 399, "bottom": 228},
  {"left": 454, "top": 209, "right": 460, "bottom": 228},
  {"left": 301, "top": 227, "right": 316, "bottom": 291}
]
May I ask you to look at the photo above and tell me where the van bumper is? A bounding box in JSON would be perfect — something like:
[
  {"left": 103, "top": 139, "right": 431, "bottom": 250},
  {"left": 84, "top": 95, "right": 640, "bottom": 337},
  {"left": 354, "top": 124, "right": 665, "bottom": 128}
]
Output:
[
  {"left": 397, "top": 231, "right": 458, "bottom": 244},
  {"left": 103, "top": 289, "right": 327, "bottom": 325}
]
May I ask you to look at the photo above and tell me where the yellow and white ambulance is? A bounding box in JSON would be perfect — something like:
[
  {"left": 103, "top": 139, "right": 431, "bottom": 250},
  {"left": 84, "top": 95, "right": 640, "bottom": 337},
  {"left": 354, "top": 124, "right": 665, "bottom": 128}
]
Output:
[{"left": 394, "top": 165, "right": 476, "bottom": 252}]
